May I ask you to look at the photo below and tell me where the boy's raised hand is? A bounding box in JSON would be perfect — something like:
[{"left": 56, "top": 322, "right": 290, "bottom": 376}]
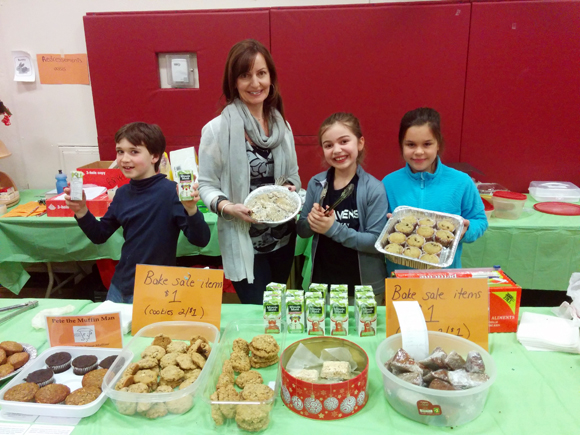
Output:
[
  {"left": 179, "top": 182, "right": 200, "bottom": 216},
  {"left": 63, "top": 187, "right": 88, "bottom": 219},
  {"left": 307, "top": 203, "right": 335, "bottom": 234}
]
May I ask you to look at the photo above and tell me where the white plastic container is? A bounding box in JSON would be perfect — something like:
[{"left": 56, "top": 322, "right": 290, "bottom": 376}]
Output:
[
  {"left": 101, "top": 321, "right": 220, "bottom": 419},
  {"left": 492, "top": 191, "right": 527, "bottom": 219},
  {"left": 0, "top": 346, "right": 121, "bottom": 418},
  {"left": 376, "top": 332, "right": 496, "bottom": 427},
  {"left": 528, "top": 181, "right": 580, "bottom": 203}
]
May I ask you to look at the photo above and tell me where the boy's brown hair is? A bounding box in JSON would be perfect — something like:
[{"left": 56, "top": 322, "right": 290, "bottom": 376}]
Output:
[{"left": 114, "top": 122, "right": 166, "bottom": 171}]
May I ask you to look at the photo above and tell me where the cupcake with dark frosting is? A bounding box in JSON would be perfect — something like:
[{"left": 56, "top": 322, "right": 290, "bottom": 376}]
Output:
[
  {"left": 25, "top": 368, "right": 55, "bottom": 387},
  {"left": 72, "top": 355, "right": 98, "bottom": 375},
  {"left": 45, "top": 352, "right": 72, "bottom": 374}
]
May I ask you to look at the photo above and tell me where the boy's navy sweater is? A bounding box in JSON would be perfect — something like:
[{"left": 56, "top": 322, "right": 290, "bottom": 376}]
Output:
[{"left": 77, "top": 174, "right": 210, "bottom": 296}]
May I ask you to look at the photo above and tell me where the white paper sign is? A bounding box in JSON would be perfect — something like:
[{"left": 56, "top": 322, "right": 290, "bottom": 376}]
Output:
[
  {"left": 393, "top": 300, "right": 429, "bottom": 361},
  {"left": 12, "top": 51, "right": 35, "bottom": 82}
]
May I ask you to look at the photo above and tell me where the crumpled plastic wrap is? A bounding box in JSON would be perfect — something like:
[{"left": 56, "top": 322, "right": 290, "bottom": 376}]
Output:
[
  {"left": 31, "top": 304, "right": 76, "bottom": 329},
  {"left": 552, "top": 273, "right": 580, "bottom": 327}
]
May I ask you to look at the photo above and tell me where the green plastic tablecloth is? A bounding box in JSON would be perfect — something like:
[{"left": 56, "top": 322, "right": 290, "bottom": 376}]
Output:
[{"left": 0, "top": 302, "right": 578, "bottom": 434}]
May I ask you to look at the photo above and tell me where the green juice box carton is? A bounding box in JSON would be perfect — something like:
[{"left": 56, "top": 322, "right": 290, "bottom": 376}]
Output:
[
  {"left": 330, "top": 296, "right": 349, "bottom": 336},
  {"left": 306, "top": 297, "right": 325, "bottom": 336},
  {"left": 176, "top": 170, "right": 196, "bottom": 201},
  {"left": 357, "top": 298, "right": 377, "bottom": 337},
  {"left": 69, "top": 171, "right": 84, "bottom": 201},
  {"left": 263, "top": 291, "right": 281, "bottom": 334},
  {"left": 266, "top": 282, "right": 286, "bottom": 295},
  {"left": 309, "top": 283, "right": 328, "bottom": 301},
  {"left": 330, "top": 284, "right": 348, "bottom": 297},
  {"left": 286, "top": 290, "right": 305, "bottom": 334},
  {"left": 354, "top": 291, "right": 375, "bottom": 324}
]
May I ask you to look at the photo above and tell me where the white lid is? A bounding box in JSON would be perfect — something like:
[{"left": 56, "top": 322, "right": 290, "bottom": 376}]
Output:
[{"left": 529, "top": 181, "right": 580, "bottom": 192}]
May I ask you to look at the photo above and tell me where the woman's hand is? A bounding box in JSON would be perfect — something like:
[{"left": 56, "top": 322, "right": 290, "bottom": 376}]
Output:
[
  {"left": 283, "top": 183, "right": 296, "bottom": 192},
  {"left": 460, "top": 219, "right": 470, "bottom": 239},
  {"left": 307, "top": 203, "right": 335, "bottom": 234},
  {"left": 179, "top": 182, "right": 199, "bottom": 216},
  {"left": 221, "top": 202, "right": 256, "bottom": 223},
  {"left": 63, "top": 187, "right": 88, "bottom": 219}
]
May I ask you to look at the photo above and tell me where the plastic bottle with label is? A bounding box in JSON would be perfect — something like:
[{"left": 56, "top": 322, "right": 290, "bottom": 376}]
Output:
[{"left": 55, "top": 169, "right": 68, "bottom": 194}]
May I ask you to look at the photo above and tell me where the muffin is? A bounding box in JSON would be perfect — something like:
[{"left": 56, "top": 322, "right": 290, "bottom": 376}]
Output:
[
  {"left": 402, "top": 247, "right": 422, "bottom": 259},
  {"left": 437, "top": 219, "right": 456, "bottom": 233},
  {"left": 406, "top": 234, "right": 425, "bottom": 248},
  {"left": 423, "top": 242, "right": 443, "bottom": 255},
  {"left": 99, "top": 355, "right": 121, "bottom": 370},
  {"left": 400, "top": 215, "right": 418, "bottom": 227},
  {"left": 420, "top": 254, "right": 440, "bottom": 264},
  {"left": 25, "top": 368, "right": 55, "bottom": 387},
  {"left": 72, "top": 355, "right": 98, "bottom": 375},
  {"left": 388, "top": 232, "right": 407, "bottom": 245},
  {"left": 435, "top": 230, "right": 455, "bottom": 247},
  {"left": 417, "top": 226, "right": 435, "bottom": 241},
  {"left": 395, "top": 222, "right": 415, "bottom": 236},
  {"left": 46, "top": 352, "right": 72, "bottom": 374},
  {"left": 418, "top": 217, "right": 435, "bottom": 227},
  {"left": 385, "top": 243, "right": 404, "bottom": 254}
]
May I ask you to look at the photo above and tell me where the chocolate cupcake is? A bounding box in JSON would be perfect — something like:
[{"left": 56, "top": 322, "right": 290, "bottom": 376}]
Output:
[
  {"left": 46, "top": 352, "right": 72, "bottom": 374},
  {"left": 417, "top": 225, "right": 435, "bottom": 241},
  {"left": 25, "top": 368, "right": 55, "bottom": 387},
  {"left": 99, "top": 355, "right": 121, "bottom": 370},
  {"left": 388, "top": 232, "right": 407, "bottom": 245},
  {"left": 403, "top": 247, "right": 422, "bottom": 259},
  {"left": 72, "top": 355, "right": 98, "bottom": 375},
  {"left": 385, "top": 243, "right": 404, "bottom": 254},
  {"left": 420, "top": 254, "right": 440, "bottom": 264}
]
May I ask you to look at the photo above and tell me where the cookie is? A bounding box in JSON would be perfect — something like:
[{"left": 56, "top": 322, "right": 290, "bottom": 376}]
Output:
[
  {"left": 217, "top": 384, "right": 240, "bottom": 419},
  {"left": 35, "top": 383, "right": 71, "bottom": 404},
  {"left": 210, "top": 391, "right": 225, "bottom": 426},
  {"left": 151, "top": 334, "right": 172, "bottom": 349},
  {"left": 249, "top": 335, "right": 279, "bottom": 358},
  {"left": 0, "top": 363, "right": 15, "bottom": 377},
  {"left": 115, "top": 375, "right": 135, "bottom": 390},
  {"left": 134, "top": 369, "right": 158, "bottom": 390},
  {"left": 72, "top": 355, "right": 98, "bottom": 375},
  {"left": 160, "top": 365, "right": 184, "bottom": 383},
  {"left": 232, "top": 338, "right": 250, "bottom": 355},
  {"left": 0, "top": 341, "right": 23, "bottom": 356},
  {"left": 123, "top": 363, "right": 140, "bottom": 376},
  {"left": 65, "top": 386, "right": 101, "bottom": 405},
  {"left": 158, "top": 378, "right": 181, "bottom": 389},
  {"left": 198, "top": 343, "right": 212, "bottom": 359},
  {"left": 127, "top": 383, "right": 150, "bottom": 394},
  {"left": 216, "top": 372, "right": 234, "bottom": 390},
  {"left": 189, "top": 335, "right": 209, "bottom": 346},
  {"left": 187, "top": 340, "right": 203, "bottom": 357},
  {"left": 160, "top": 352, "right": 180, "bottom": 369},
  {"left": 240, "top": 384, "right": 274, "bottom": 402},
  {"left": 189, "top": 352, "right": 206, "bottom": 369},
  {"left": 3, "top": 382, "right": 39, "bottom": 402},
  {"left": 230, "top": 351, "right": 251, "bottom": 373},
  {"left": 166, "top": 341, "right": 188, "bottom": 354},
  {"left": 222, "top": 360, "right": 235, "bottom": 380},
  {"left": 7, "top": 351, "right": 29, "bottom": 369},
  {"left": 166, "top": 394, "right": 193, "bottom": 414},
  {"left": 155, "top": 385, "right": 174, "bottom": 393},
  {"left": 176, "top": 354, "right": 196, "bottom": 371},
  {"left": 145, "top": 402, "right": 168, "bottom": 419},
  {"left": 99, "top": 355, "right": 121, "bottom": 370},
  {"left": 0, "top": 348, "right": 6, "bottom": 365},
  {"left": 235, "top": 403, "right": 270, "bottom": 432},
  {"left": 25, "top": 368, "right": 54, "bottom": 387},
  {"left": 82, "top": 368, "right": 108, "bottom": 390},
  {"left": 183, "top": 368, "right": 202, "bottom": 381},
  {"left": 45, "top": 352, "right": 72, "bottom": 374},
  {"left": 137, "top": 357, "right": 159, "bottom": 369},
  {"left": 235, "top": 370, "right": 263, "bottom": 389},
  {"left": 141, "top": 345, "right": 166, "bottom": 361},
  {"left": 179, "top": 375, "right": 199, "bottom": 390},
  {"left": 250, "top": 354, "right": 279, "bottom": 369}
]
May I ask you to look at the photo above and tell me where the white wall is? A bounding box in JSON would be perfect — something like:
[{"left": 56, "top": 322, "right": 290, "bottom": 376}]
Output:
[{"left": 0, "top": 0, "right": 423, "bottom": 190}]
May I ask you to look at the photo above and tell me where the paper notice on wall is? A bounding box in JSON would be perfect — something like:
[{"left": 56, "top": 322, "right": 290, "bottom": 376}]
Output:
[{"left": 12, "top": 51, "right": 35, "bottom": 82}]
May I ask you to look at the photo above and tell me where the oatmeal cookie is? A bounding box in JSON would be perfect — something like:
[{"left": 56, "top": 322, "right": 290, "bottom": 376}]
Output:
[
  {"left": 127, "top": 382, "right": 150, "bottom": 394},
  {"left": 137, "top": 357, "right": 159, "bottom": 370},
  {"left": 240, "top": 384, "right": 274, "bottom": 402},
  {"left": 176, "top": 353, "right": 196, "bottom": 370},
  {"left": 151, "top": 334, "right": 172, "bottom": 349},
  {"left": 141, "top": 345, "right": 166, "bottom": 361},
  {"left": 160, "top": 365, "right": 184, "bottom": 383},
  {"left": 216, "top": 372, "right": 234, "bottom": 390},
  {"left": 166, "top": 341, "right": 188, "bottom": 354},
  {"left": 123, "top": 363, "right": 140, "bottom": 376},
  {"left": 235, "top": 403, "right": 270, "bottom": 432},
  {"left": 0, "top": 363, "right": 15, "bottom": 377},
  {"left": 230, "top": 351, "right": 251, "bottom": 372},
  {"left": 166, "top": 394, "right": 193, "bottom": 414},
  {"left": 232, "top": 338, "right": 250, "bottom": 355},
  {"left": 145, "top": 402, "right": 168, "bottom": 419},
  {"left": 159, "top": 378, "right": 181, "bottom": 389},
  {"left": 198, "top": 343, "right": 212, "bottom": 359},
  {"left": 218, "top": 384, "right": 241, "bottom": 419},
  {"left": 187, "top": 339, "right": 204, "bottom": 356},
  {"left": 115, "top": 389, "right": 137, "bottom": 415},
  {"left": 183, "top": 368, "right": 202, "bottom": 381},
  {"left": 0, "top": 348, "right": 6, "bottom": 365},
  {"left": 0, "top": 341, "right": 23, "bottom": 356},
  {"left": 235, "top": 370, "right": 263, "bottom": 389},
  {"left": 189, "top": 352, "right": 206, "bottom": 369},
  {"left": 210, "top": 391, "right": 225, "bottom": 426},
  {"left": 3, "top": 382, "right": 39, "bottom": 402},
  {"left": 7, "top": 351, "right": 28, "bottom": 369},
  {"left": 222, "top": 359, "right": 235, "bottom": 380},
  {"left": 82, "top": 368, "right": 108, "bottom": 390},
  {"left": 249, "top": 335, "right": 279, "bottom": 358},
  {"left": 160, "top": 352, "right": 181, "bottom": 369},
  {"left": 35, "top": 383, "right": 71, "bottom": 404},
  {"left": 115, "top": 375, "right": 134, "bottom": 390},
  {"left": 134, "top": 369, "right": 158, "bottom": 390},
  {"left": 65, "top": 386, "right": 101, "bottom": 405},
  {"left": 189, "top": 335, "right": 209, "bottom": 346},
  {"left": 155, "top": 385, "right": 174, "bottom": 393},
  {"left": 250, "top": 354, "right": 279, "bottom": 369},
  {"left": 179, "top": 376, "right": 199, "bottom": 390}
]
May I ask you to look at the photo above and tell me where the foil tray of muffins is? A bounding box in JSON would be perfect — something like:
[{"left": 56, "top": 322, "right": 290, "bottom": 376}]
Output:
[
  {"left": 101, "top": 321, "right": 220, "bottom": 419},
  {"left": 375, "top": 206, "right": 464, "bottom": 269},
  {"left": 202, "top": 318, "right": 287, "bottom": 433},
  {"left": 0, "top": 346, "right": 122, "bottom": 418}
]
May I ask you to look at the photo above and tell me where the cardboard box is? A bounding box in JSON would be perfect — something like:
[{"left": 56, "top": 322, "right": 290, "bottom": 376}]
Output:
[
  {"left": 393, "top": 268, "right": 521, "bottom": 333},
  {"left": 46, "top": 192, "right": 111, "bottom": 217},
  {"left": 77, "top": 161, "right": 129, "bottom": 189}
]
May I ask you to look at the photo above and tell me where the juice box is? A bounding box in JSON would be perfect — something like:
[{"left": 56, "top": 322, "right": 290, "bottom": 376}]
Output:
[
  {"left": 357, "top": 298, "right": 377, "bottom": 337},
  {"left": 330, "top": 297, "right": 349, "bottom": 336},
  {"left": 309, "top": 283, "right": 328, "bottom": 301},
  {"left": 286, "top": 290, "right": 305, "bottom": 334},
  {"left": 176, "top": 170, "right": 196, "bottom": 201},
  {"left": 70, "top": 171, "right": 84, "bottom": 201},
  {"left": 330, "top": 284, "right": 348, "bottom": 297},
  {"left": 306, "top": 297, "right": 325, "bottom": 336},
  {"left": 263, "top": 291, "right": 281, "bottom": 334}
]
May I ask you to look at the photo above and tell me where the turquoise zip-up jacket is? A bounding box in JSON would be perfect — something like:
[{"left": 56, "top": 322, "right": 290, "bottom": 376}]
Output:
[{"left": 382, "top": 157, "right": 487, "bottom": 271}]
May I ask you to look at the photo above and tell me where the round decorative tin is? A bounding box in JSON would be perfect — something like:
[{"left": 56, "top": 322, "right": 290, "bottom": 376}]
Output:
[{"left": 280, "top": 337, "right": 369, "bottom": 420}]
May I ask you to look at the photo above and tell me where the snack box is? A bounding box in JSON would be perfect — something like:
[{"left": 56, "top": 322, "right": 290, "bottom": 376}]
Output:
[
  {"left": 46, "top": 192, "right": 111, "bottom": 217},
  {"left": 375, "top": 206, "right": 464, "bottom": 269},
  {"left": 101, "top": 321, "right": 220, "bottom": 419},
  {"left": 202, "top": 318, "right": 287, "bottom": 433},
  {"left": 280, "top": 336, "right": 369, "bottom": 420},
  {"left": 77, "top": 161, "right": 129, "bottom": 189},
  {"left": 394, "top": 268, "right": 521, "bottom": 333},
  {"left": 0, "top": 346, "right": 122, "bottom": 418},
  {"left": 376, "top": 331, "right": 496, "bottom": 427},
  {"left": 529, "top": 181, "right": 580, "bottom": 203}
]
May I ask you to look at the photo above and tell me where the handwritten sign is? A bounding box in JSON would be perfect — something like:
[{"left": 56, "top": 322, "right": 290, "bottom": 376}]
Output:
[
  {"left": 46, "top": 313, "right": 122, "bottom": 348},
  {"left": 132, "top": 264, "right": 223, "bottom": 334},
  {"left": 386, "top": 278, "right": 489, "bottom": 350},
  {"left": 37, "top": 54, "right": 90, "bottom": 84}
]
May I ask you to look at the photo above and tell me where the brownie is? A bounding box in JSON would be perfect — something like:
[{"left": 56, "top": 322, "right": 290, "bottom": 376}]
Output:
[
  {"left": 99, "top": 355, "right": 121, "bottom": 370},
  {"left": 25, "top": 368, "right": 55, "bottom": 387},
  {"left": 72, "top": 355, "right": 98, "bottom": 375},
  {"left": 46, "top": 352, "right": 72, "bottom": 374}
]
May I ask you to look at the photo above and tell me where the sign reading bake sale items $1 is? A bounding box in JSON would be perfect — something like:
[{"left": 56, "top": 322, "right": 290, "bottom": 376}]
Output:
[
  {"left": 132, "top": 264, "right": 223, "bottom": 334},
  {"left": 386, "top": 278, "right": 489, "bottom": 350},
  {"left": 46, "top": 313, "right": 122, "bottom": 348}
]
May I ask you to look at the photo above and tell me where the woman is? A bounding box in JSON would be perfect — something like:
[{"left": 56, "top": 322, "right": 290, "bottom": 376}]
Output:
[{"left": 198, "top": 39, "right": 300, "bottom": 304}]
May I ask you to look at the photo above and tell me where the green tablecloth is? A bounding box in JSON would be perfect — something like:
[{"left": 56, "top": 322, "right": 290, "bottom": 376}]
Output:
[{"left": 1, "top": 300, "right": 578, "bottom": 434}]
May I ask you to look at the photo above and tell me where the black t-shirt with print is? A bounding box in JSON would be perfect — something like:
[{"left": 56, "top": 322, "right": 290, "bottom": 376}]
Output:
[{"left": 312, "top": 168, "right": 361, "bottom": 294}]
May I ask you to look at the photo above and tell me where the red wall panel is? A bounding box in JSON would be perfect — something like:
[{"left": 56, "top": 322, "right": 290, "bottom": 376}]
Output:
[
  {"left": 462, "top": 1, "right": 580, "bottom": 192},
  {"left": 271, "top": 3, "right": 471, "bottom": 184},
  {"left": 83, "top": 10, "right": 270, "bottom": 159}
]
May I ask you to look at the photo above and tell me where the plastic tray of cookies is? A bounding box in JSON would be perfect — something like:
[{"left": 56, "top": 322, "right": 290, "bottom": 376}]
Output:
[
  {"left": 101, "top": 321, "right": 220, "bottom": 419},
  {"left": 0, "top": 346, "right": 122, "bottom": 418},
  {"left": 375, "top": 206, "right": 464, "bottom": 269},
  {"left": 202, "top": 318, "right": 287, "bottom": 433}
]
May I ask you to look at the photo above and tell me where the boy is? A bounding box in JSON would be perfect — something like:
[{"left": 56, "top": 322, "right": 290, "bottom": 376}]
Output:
[{"left": 64, "top": 122, "right": 210, "bottom": 303}]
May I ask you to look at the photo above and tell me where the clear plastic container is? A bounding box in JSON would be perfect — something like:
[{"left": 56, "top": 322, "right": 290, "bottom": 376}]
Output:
[
  {"left": 201, "top": 318, "right": 287, "bottom": 433},
  {"left": 528, "top": 181, "right": 580, "bottom": 203},
  {"left": 101, "top": 321, "right": 220, "bottom": 419},
  {"left": 376, "top": 331, "right": 496, "bottom": 427},
  {"left": 476, "top": 183, "right": 509, "bottom": 200},
  {"left": 492, "top": 191, "right": 527, "bottom": 219}
]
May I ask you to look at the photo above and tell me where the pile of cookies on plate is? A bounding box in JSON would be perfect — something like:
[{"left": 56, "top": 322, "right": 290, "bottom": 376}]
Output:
[
  {"left": 0, "top": 341, "right": 30, "bottom": 377},
  {"left": 211, "top": 334, "right": 279, "bottom": 432},
  {"left": 113, "top": 333, "right": 211, "bottom": 418}
]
